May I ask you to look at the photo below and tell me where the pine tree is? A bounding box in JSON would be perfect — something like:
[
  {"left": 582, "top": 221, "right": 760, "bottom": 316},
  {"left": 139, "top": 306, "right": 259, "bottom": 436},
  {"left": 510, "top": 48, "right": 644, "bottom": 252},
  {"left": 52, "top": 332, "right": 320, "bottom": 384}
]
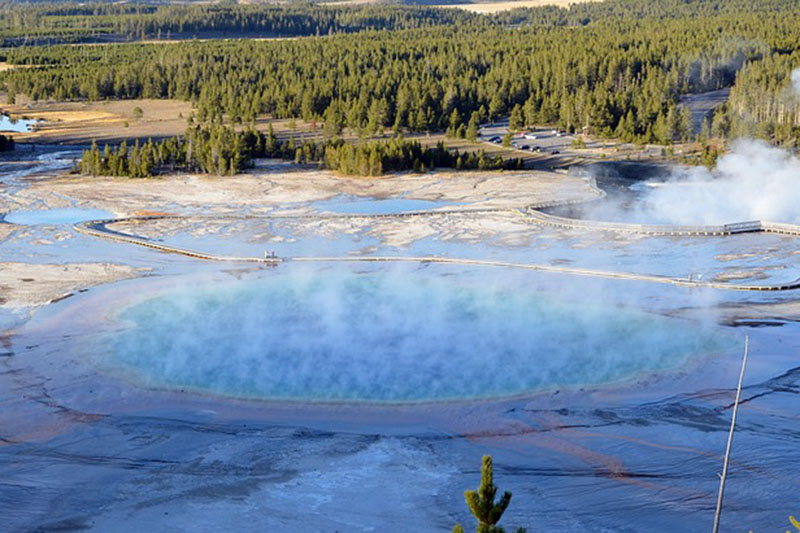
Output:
[
  {"left": 367, "top": 99, "right": 387, "bottom": 136},
  {"left": 678, "top": 105, "right": 694, "bottom": 142},
  {"left": 653, "top": 111, "right": 669, "bottom": 145},
  {"left": 508, "top": 104, "right": 523, "bottom": 133},
  {"left": 323, "top": 103, "right": 343, "bottom": 138},
  {"left": 447, "top": 108, "right": 461, "bottom": 138},
  {"left": 488, "top": 93, "right": 504, "bottom": 123},
  {"left": 699, "top": 116, "right": 711, "bottom": 142},
  {"left": 466, "top": 111, "right": 480, "bottom": 141},
  {"left": 461, "top": 456, "right": 522, "bottom": 533}
]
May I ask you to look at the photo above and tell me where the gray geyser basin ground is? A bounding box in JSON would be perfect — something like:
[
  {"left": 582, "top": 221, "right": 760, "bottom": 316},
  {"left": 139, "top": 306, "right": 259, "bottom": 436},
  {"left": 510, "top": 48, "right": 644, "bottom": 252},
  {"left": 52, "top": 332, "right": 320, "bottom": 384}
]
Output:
[
  {"left": 3, "top": 154, "right": 800, "bottom": 531},
  {"left": 98, "top": 265, "right": 732, "bottom": 402},
  {"left": 6, "top": 263, "right": 800, "bottom": 531}
]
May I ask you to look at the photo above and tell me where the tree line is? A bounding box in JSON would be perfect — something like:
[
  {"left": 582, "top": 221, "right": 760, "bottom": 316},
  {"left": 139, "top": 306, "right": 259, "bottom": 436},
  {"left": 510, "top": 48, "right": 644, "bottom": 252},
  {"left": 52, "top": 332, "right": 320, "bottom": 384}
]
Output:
[
  {"left": 5, "top": 0, "right": 800, "bottom": 147},
  {"left": 5, "top": 0, "right": 800, "bottom": 146},
  {"left": 0, "top": 2, "right": 477, "bottom": 46},
  {"left": 78, "top": 124, "right": 522, "bottom": 178},
  {"left": 719, "top": 51, "right": 800, "bottom": 145},
  {"left": 4, "top": 0, "right": 797, "bottom": 47},
  {"left": 321, "top": 138, "right": 522, "bottom": 176}
]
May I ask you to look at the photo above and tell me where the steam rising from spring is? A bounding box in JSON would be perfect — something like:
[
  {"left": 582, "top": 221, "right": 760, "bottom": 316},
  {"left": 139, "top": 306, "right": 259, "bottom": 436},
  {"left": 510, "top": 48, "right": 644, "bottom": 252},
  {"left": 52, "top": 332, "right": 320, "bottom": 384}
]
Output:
[
  {"left": 639, "top": 140, "right": 800, "bottom": 225},
  {"left": 104, "top": 268, "right": 729, "bottom": 402}
]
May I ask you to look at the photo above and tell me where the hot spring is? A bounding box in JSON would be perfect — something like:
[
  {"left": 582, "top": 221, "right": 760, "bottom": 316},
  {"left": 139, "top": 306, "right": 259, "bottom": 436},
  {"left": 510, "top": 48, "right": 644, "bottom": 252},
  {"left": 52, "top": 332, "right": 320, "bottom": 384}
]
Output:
[{"left": 95, "top": 267, "right": 732, "bottom": 403}]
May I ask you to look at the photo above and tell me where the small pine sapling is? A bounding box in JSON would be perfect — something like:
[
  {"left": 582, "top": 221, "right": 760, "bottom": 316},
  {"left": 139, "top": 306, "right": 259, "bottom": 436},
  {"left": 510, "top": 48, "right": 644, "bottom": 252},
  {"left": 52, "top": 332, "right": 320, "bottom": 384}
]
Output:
[{"left": 464, "top": 455, "right": 512, "bottom": 533}]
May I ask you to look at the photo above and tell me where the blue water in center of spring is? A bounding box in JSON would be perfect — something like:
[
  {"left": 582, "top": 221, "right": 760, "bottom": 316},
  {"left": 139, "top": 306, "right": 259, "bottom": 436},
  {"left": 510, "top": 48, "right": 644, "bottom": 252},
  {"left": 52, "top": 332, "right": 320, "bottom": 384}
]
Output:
[{"left": 107, "top": 271, "right": 731, "bottom": 402}]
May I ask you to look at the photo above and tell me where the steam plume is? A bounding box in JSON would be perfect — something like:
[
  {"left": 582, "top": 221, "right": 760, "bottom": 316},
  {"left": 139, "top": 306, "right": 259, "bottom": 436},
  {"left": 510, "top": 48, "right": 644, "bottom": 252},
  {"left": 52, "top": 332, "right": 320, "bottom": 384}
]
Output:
[{"left": 640, "top": 140, "right": 800, "bottom": 225}]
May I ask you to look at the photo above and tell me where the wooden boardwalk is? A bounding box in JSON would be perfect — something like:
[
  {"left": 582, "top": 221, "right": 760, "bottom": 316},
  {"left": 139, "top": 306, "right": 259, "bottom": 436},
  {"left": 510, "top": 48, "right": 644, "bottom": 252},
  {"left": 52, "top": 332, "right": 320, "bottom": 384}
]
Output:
[
  {"left": 523, "top": 208, "right": 800, "bottom": 237},
  {"left": 74, "top": 202, "right": 800, "bottom": 291}
]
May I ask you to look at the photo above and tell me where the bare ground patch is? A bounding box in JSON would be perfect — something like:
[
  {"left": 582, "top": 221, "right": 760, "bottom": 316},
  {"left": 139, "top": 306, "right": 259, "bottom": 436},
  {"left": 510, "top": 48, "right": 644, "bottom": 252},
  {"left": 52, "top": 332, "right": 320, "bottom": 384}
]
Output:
[
  {"left": 19, "top": 167, "right": 598, "bottom": 218},
  {"left": 0, "top": 262, "right": 144, "bottom": 309},
  {"left": 0, "top": 62, "right": 32, "bottom": 72},
  {"left": 11, "top": 165, "right": 598, "bottom": 248},
  {"left": 0, "top": 99, "right": 193, "bottom": 144}
]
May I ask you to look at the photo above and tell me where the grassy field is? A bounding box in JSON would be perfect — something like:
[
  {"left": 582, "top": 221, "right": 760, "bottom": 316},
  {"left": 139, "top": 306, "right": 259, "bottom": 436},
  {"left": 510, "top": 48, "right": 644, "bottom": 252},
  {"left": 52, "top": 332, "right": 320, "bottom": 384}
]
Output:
[{"left": 2, "top": 99, "right": 194, "bottom": 144}]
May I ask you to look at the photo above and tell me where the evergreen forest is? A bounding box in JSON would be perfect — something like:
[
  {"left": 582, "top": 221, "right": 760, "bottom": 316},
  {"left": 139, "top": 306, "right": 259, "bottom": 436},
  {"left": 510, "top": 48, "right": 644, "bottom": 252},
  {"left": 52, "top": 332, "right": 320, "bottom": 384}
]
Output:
[{"left": 3, "top": 0, "right": 800, "bottom": 174}]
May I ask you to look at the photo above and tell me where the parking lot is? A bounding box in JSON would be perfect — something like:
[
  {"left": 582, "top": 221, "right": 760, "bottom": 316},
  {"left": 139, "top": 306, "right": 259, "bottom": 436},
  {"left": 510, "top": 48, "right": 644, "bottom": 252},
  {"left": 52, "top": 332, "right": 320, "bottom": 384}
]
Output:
[
  {"left": 475, "top": 119, "right": 677, "bottom": 169},
  {"left": 479, "top": 120, "right": 575, "bottom": 155}
]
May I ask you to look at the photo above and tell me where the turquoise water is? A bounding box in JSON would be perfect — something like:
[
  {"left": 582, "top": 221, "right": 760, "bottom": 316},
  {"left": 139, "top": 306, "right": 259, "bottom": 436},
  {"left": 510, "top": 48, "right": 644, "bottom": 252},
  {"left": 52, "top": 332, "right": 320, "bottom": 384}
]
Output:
[
  {"left": 4, "top": 208, "right": 113, "bottom": 225},
  {"left": 107, "top": 271, "right": 731, "bottom": 402}
]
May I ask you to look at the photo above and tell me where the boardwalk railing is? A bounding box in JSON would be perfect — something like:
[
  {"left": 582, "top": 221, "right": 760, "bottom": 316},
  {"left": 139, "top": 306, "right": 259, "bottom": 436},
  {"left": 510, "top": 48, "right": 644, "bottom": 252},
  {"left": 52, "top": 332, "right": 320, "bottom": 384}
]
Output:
[
  {"left": 69, "top": 177, "right": 800, "bottom": 293},
  {"left": 524, "top": 209, "right": 800, "bottom": 237},
  {"left": 762, "top": 221, "right": 800, "bottom": 236},
  {"left": 73, "top": 206, "right": 800, "bottom": 292}
]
